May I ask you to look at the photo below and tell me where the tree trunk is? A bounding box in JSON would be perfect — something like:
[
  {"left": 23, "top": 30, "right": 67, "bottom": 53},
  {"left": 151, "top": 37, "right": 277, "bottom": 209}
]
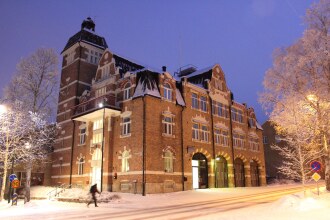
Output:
[
  {"left": 26, "top": 163, "right": 32, "bottom": 202},
  {"left": 0, "top": 133, "right": 9, "bottom": 201},
  {"left": 325, "top": 153, "right": 330, "bottom": 191}
]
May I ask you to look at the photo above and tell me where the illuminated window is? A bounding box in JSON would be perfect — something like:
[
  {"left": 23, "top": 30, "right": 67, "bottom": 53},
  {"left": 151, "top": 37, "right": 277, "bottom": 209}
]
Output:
[
  {"left": 121, "top": 150, "right": 130, "bottom": 172},
  {"left": 164, "top": 151, "right": 174, "bottom": 173},
  {"left": 93, "top": 119, "right": 103, "bottom": 130},
  {"left": 96, "top": 87, "right": 106, "bottom": 98},
  {"left": 77, "top": 158, "right": 84, "bottom": 175}
]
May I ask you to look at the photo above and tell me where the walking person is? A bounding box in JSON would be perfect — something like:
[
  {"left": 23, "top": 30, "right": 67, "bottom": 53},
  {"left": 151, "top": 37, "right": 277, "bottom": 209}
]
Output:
[{"left": 87, "top": 184, "right": 100, "bottom": 207}]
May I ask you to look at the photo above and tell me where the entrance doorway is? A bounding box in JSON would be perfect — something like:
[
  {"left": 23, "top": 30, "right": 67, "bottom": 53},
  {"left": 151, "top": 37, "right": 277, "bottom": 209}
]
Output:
[
  {"left": 192, "top": 153, "right": 208, "bottom": 189},
  {"left": 91, "top": 148, "right": 102, "bottom": 189},
  {"left": 234, "top": 158, "right": 245, "bottom": 187},
  {"left": 250, "top": 160, "right": 259, "bottom": 187},
  {"left": 215, "top": 156, "right": 228, "bottom": 188}
]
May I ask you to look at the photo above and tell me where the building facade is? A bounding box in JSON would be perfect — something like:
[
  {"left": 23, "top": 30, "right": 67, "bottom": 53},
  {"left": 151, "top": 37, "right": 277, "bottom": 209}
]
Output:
[{"left": 51, "top": 18, "right": 266, "bottom": 194}]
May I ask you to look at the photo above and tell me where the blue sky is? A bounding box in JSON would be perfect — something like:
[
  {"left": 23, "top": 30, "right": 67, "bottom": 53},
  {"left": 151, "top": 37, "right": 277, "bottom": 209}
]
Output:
[{"left": 0, "top": 0, "right": 316, "bottom": 123}]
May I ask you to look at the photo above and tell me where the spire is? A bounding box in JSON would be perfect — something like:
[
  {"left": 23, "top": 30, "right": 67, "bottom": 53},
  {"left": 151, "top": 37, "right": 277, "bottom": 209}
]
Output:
[{"left": 81, "top": 17, "right": 95, "bottom": 32}]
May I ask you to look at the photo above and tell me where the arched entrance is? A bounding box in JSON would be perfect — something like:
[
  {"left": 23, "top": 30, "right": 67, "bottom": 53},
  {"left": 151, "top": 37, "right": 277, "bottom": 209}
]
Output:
[
  {"left": 250, "top": 160, "right": 259, "bottom": 187},
  {"left": 192, "top": 153, "right": 208, "bottom": 189},
  {"left": 215, "top": 156, "right": 228, "bottom": 188},
  {"left": 91, "top": 148, "right": 102, "bottom": 188},
  {"left": 234, "top": 158, "right": 245, "bottom": 187}
]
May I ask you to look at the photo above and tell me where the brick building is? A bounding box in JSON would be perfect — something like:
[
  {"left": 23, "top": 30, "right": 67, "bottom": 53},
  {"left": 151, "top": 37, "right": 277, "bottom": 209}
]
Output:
[{"left": 51, "top": 18, "right": 266, "bottom": 194}]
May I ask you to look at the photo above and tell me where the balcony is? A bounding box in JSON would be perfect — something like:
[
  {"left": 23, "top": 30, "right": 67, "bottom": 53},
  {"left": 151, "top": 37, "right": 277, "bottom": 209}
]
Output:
[{"left": 72, "top": 94, "right": 121, "bottom": 122}]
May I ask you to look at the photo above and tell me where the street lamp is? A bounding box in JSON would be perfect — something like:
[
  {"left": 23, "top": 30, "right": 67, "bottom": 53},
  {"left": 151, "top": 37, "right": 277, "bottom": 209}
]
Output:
[{"left": 99, "top": 99, "right": 106, "bottom": 192}]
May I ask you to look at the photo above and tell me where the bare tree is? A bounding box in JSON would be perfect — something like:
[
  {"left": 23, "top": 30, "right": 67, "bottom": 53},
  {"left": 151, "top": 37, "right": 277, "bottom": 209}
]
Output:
[
  {"left": 260, "top": 0, "right": 330, "bottom": 190},
  {"left": 4, "top": 48, "right": 59, "bottom": 118}
]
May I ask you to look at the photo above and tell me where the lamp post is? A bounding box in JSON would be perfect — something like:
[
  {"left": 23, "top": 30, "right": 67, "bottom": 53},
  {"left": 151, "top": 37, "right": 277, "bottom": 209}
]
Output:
[{"left": 98, "top": 100, "right": 106, "bottom": 192}]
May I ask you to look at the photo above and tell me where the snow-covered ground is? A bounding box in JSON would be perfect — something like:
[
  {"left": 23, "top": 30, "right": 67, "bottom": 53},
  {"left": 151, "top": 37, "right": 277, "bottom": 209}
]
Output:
[{"left": 0, "top": 184, "right": 329, "bottom": 220}]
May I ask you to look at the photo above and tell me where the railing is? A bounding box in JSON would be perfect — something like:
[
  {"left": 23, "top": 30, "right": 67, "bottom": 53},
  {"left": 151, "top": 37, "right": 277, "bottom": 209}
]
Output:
[
  {"left": 72, "top": 94, "right": 118, "bottom": 116},
  {"left": 47, "top": 183, "right": 66, "bottom": 200}
]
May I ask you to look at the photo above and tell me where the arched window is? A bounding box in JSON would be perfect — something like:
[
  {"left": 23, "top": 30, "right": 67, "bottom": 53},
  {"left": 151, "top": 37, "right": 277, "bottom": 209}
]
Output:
[
  {"left": 164, "top": 150, "right": 174, "bottom": 172},
  {"left": 121, "top": 150, "right": 130, "bottom": 172},
  {"left": 78, "top": 158, "right": 85, "bottom": 175},
  {"left": 163, "top": 83, "right": 172, "bottom": 100},
  {"left": 123, "top": 83, "right": 131, "bottom": 100}
]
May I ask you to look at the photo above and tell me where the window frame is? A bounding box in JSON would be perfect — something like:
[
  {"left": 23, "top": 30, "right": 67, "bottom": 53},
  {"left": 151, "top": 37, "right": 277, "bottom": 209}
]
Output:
[
  {"left": 123, "top": 83, "right": 131, "bottom": 100},
  {"left": 164, "top": 150, "right": 174, "bottom": 173},
  {"left": 192, "top": 93, "right": 199, "bottom": 109},
  {"left": 163, "top": 83, "right": 172, "bottom": 101},
  {"left": 200, "top": 96, "right": 207, "bottom": 112},
  {"left": 122, "top": 117, "right": 131, "bottom": 136},
  {"left": 78, "top": 158, "right": 84, "bottom": 175}
]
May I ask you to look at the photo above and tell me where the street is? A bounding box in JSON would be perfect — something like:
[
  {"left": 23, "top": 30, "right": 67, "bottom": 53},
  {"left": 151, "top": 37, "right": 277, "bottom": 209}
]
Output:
[{"left": 0, "top": 183, "right": 323, "bottom": 220}]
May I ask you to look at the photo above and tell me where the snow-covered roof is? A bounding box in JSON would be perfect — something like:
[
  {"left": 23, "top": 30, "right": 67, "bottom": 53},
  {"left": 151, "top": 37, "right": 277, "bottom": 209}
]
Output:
[
  {"left": 176, "top": 88, "right": 185, "bottom": 106},
  {"left": 131, "top": 67, "right": 161, "bottom": 75},
  {"left": 184, "top": 65, "right": 214, "bottom": 78},
  {"left": 132, "top": 75, "right": 161, "bottom": 99}
]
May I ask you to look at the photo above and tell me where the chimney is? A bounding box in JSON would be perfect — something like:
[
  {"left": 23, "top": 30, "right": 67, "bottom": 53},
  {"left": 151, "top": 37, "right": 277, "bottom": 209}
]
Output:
[{"left": 162, "top": 66, "right": 167, "bottom": 72}]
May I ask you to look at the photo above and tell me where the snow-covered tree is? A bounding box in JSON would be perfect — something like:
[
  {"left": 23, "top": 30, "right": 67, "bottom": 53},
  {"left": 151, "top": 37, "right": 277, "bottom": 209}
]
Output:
[
  {"left": 0, "top": 104, "right": 57, "bottom": 201},
  {"left": 2, "top": 48, "right": 59, "bottom": 201},
  {"left": 3, "top": 48, "right": 59, "bottom": 118},
  {"left": 260, "top": 0, "right": 330, "bottom": 190},
  {"left": 268, "top": 97, "right": 323, "bottom": 186}
]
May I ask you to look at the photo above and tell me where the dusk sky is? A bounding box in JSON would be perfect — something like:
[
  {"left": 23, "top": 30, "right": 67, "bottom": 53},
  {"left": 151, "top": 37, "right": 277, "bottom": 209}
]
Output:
[{"left": 0, "top": 0, "right": 316, "bottom": 123}]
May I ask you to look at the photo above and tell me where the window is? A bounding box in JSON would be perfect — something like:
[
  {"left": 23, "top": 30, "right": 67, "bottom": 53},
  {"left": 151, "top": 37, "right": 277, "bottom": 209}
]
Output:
[
  {"left": 164, "top": 151, "right": 174, "bottom": 172},
  {"left": 200, "top": 96, "right": 207, "bottom": 112},
  {"left": 95, "top": 87, "right": 106, "bottom": 98},
  {"left": 214, "top": 129, "right": 220, "bottom": 144},
  {"left": 79, "top": 127, "right": 86, "bottom": 145},
  {"left": 123, "top": 83, "right": 131, "bottom": 100},
  {"left": 101, "top": 65, "right": 110, "bottom": 79},
  {"left": 163, "top": 116, "right": 173, "bottom": 135},
  {"left": 92, "top": 119, "right": 103, "bottom": 145},
  {"left": 121, "top": 150, "right": 130, "bottom": 172},
  {"left": 122, "top": 117, "right": 131, "bottom": 136},
  {"left": 231, "top": 108, "right": 243, "bottom": 123},
  {"left": 249, "top": 118, "right": 256, "bottom": 127},
  {"left": 192, "top": 93, "right": 199, "bottom": 109},
  {"left": 201, "top": 125, "right": 209, "bottom": 142},
  {"left": 93, "top": 119, "right": 103, "bottom": 130},
  {"left": 233, "top": 133, "right": 245, "bottom": 149},
  {"left": 164, "top": 83, "right": 172, "bottom": 101},
  {"left": 263, "top": 136, "right": 268, "bottom": 144},
  {"left": 92, "top": 133, "right": 102, "bottom": 144},
  {"left": 221, "top": 130, "right": 229, "bottom": 147},
  {"left": 249, "top": 137, "right": 259, "bottom": 151},
  {"left": 212, "top": 101, "right": 229, "bottom": 118},
  {"left": 192, "top": 123, "right": 199, "bottom": 140},
  {"left": 89, "top": 50, "right": 100, "bottom": 64},
  {"left": 78, "top": 158, "right": 84, "bottom": 175}
]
